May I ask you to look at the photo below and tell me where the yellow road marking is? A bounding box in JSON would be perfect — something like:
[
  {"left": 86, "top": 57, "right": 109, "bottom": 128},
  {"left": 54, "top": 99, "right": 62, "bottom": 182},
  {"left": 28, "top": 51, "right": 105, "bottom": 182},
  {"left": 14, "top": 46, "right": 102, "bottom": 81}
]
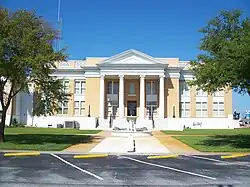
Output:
[
  {"left": 73, "top": 154, "right": 108, "bottom": 159},
  {"left": 4, "top": 152, "right": 40, "bottom": 157},
  {"left": 147, "top": 154, "right": 179, "bottom": 159},
  {"left": 221, "top": 154, "right": 248, "bottom": 159}
]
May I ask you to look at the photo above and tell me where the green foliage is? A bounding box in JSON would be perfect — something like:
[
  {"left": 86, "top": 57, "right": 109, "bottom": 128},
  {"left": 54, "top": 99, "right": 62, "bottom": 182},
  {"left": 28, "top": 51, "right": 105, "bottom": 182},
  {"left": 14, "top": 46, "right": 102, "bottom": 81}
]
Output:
[
  {"left": 189, "top": 10, "right": 250, "bottom": 95},
  {"left": 0, "top": 8, "right": 69, "bottom": 118}
]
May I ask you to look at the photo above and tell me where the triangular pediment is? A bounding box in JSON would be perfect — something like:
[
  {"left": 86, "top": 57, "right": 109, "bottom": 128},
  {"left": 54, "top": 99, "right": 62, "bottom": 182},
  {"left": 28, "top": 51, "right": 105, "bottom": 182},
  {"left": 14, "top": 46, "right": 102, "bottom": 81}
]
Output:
[{"left": 97, "top": 49, "right": 164, "bottom": 65}]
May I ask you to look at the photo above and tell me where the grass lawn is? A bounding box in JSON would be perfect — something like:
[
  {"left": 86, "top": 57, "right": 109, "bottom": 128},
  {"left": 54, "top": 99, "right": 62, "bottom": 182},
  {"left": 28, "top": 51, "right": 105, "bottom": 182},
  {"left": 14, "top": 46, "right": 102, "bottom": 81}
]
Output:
[
  {"left": 0, "top": 127, "right": 102, "bottom": 151},
  {"left": 162, "top": 128, "right": 250, "bottom": 135},
  {"left": 174, "top": 135, "right": 250, "bottom": 152},
  {"left": 5, "top": 127, "right": 101, "bottom": 135}
]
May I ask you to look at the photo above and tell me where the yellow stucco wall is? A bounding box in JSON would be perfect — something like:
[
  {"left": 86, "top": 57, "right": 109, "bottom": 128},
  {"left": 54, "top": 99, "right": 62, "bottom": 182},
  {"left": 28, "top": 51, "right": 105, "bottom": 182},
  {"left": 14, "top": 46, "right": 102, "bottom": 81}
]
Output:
[
  {"left": 165, "top": 78, "right": 179, "bottom": 118},
  {"left": 190, "top": 86, "right": 196, "bottom": 117},
  {"left": 224, "top": 89, "right": 233, "bottom": 116},
  {"left": 208, "top": 93, "right": 213, "bottom": 118},
  {"left": 85, "top": 77, "right": 100, "bottom": 117}
]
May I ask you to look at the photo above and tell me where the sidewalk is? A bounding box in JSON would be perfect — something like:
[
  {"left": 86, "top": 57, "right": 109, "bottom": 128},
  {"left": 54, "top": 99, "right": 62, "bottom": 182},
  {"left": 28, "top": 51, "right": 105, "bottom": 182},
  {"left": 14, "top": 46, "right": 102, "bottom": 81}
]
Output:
[
  {"left": 152, "top": 131, "right": 200, "bottom": 154},
  {"left": 89, "top": 135, "right": 170, "bottom": 154},
  {"left": 62, "top": 131, "right": 110, "bottom": 152}
]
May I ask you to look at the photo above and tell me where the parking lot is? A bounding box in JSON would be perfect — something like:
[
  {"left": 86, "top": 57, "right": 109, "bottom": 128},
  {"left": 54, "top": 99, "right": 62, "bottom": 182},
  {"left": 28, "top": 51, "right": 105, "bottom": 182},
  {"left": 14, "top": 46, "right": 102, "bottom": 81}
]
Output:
[{"left": 1, "top": 153, "right": 250, "bottom": 186}]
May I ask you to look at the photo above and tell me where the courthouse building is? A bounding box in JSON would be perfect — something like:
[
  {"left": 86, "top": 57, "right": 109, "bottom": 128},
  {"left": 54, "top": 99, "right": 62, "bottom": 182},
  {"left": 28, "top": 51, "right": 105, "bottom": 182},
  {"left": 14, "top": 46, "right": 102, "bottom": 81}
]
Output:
[{"left": 5, "top": 49, "right": 235, "bottom": 130}]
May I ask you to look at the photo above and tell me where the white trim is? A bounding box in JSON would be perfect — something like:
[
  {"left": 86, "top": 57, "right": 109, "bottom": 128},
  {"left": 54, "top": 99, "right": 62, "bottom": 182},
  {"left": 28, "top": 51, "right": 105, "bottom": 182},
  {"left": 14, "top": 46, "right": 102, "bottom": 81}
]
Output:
[
  {"left": 196, "top": 96, "right": 208, "bottom": 102},
  {"left": 213, "top": 96, "right": 224, "bottom": 102},
  {"left": 98, "top": 49, "right": 164, "bottom": 65}
]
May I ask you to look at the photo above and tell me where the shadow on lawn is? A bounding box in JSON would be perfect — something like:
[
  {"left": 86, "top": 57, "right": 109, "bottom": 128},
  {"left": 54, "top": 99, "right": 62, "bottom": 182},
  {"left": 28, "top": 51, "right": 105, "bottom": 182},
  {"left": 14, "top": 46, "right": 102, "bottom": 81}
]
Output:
[
  {"left": 4, "top": 134, "right": 97, "bottom": 145},
  {"left": 201, "top": 135, "right": 250, "bottom": 149}
]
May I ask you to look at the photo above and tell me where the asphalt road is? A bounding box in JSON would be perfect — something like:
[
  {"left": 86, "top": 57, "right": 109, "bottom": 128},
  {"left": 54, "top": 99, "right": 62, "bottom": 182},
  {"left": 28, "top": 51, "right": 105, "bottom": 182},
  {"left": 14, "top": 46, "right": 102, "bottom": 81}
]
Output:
[{"left": 0, "top": 153, "right": 250, "bottom": 186}]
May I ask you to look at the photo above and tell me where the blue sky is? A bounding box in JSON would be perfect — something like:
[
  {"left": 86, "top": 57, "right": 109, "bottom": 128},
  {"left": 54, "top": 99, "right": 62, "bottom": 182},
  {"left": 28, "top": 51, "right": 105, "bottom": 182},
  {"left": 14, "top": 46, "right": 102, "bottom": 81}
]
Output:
[{"left": 2, "top": 0, "right": 250, "bottom": 115}]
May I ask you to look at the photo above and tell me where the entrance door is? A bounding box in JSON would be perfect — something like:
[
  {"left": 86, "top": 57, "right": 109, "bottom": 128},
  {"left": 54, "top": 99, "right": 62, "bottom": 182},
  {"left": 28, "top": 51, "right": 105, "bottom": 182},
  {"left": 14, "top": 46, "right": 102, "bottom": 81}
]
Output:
[{"left": 127, "top": 101, "right": 137, "bottom": 116}]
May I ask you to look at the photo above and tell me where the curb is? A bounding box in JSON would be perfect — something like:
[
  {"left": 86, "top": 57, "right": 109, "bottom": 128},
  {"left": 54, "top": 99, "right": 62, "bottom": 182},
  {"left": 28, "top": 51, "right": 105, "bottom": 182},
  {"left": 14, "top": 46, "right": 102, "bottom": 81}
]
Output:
[
  {"left": 147, "top": 154, "right": 179, "bottom": 159},
  {"left": 221, "top": 154, "right": 249, "bottom": 159},
  {"left": 73, "top": 154, "right": 109, "bottom": 159},
  {"left": 4, "top": 152, "right": 40, "bottom": 157}
]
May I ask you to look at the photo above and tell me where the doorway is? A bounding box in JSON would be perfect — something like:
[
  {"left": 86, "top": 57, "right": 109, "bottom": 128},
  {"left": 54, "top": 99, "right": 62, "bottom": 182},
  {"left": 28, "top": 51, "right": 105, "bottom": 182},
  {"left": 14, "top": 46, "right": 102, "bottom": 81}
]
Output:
[{"left": 127, "top": 101, "right": 137, "bottom": 116}]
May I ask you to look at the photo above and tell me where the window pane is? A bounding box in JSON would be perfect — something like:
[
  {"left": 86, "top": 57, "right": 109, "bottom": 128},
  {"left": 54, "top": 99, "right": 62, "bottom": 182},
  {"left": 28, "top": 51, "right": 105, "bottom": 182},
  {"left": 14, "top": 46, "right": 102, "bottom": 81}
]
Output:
[
  {"left": 146, "top": 82, "right": 151, "bottom": 94},
  {"left": 63, "top": 108, "right": 68, "bottom": 114},
  {"left": 81, "top": 81, "right": 84, "bottom": 88},
  {"left": 152, "top": 82, "right": 157, "bottom": 94},
  {"left": 80, "top": 108, "right": 84, "bottom": 115},
  {"left": 202, "top": 102, "right": 207, "bottom": 109},
  {"left": 75, "top": 108, "right": 79, "bottom": 115},
  {"left": 213, "top": 111, "right": 218, "bottom": 117},
  {"left": 75, "top": 88, "right": 80, "bottom": 94},
  {"left": 74, "top": 101, "right": 79, "bottom": 107},
  {"left": 80, "top": 101, "right": 84, "bottom": 108},
  {"left": 213, "top": 102, "right": 218, "bottom": 110},
  {"left": 81, "top": 88, "right": 85, "bottom": 95},
  {"left": 75, "top": 81, "right": 80, "bottom": 88},
  {"left": 196, "top": 110, "right": 201, "bottom": 117},
  {"left": 113, "top": 82, "right": 118, "bottom": 94},
  {"left": 219, "top": 110, "right": 224, "bottom": 117},
  {"left": 219, "top": 102, "right": 224, "bottom": 109},
  {"left": 108, "top": 82, "right": 112, "bottom": 94},
  {"left": 181, "top": 102, "right": 185, "bottom": 108},
  {"left": 196, "top": 102, "right": 201, "bottom": 109},
  {"left": 186, "top": 102, "right": 190, "bottom": 109},
  {"left": 185, "top": 110, "right": 190, "bottom": 117},
  {"left": 202, "top": 110, "right": 208, "bottom": 117},
  {"left": 129, "top": 82, "right": 135, "bottom": 94}
]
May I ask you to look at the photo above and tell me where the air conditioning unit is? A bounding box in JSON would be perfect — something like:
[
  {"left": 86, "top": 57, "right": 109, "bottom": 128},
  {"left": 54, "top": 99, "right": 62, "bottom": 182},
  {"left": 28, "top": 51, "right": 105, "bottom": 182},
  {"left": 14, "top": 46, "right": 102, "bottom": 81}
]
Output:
[{"left": 63, "top": 121, "right": 80, "bottom": 129}]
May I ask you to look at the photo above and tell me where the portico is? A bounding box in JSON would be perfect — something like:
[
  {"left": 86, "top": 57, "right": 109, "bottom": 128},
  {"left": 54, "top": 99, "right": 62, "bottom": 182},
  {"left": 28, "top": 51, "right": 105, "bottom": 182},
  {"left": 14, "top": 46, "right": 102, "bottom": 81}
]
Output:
[{"left": 99, "top": 74, "right": 165, "bottom": 120}]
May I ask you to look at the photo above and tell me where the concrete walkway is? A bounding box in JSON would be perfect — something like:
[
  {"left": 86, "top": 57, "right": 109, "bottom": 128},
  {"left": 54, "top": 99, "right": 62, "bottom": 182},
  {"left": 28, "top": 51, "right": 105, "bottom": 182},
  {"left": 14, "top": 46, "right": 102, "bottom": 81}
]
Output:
[
  {"left": 63, "top": 131, "right": 110, "bottom": 152},
  {"left": 89, "top": 136, "right": 170, "bottom": 154}
]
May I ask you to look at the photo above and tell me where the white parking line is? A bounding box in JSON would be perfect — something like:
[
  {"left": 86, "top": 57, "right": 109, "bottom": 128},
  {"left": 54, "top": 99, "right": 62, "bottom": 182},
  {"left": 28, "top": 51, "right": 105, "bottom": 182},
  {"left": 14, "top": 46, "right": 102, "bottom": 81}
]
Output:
[
  {"left": 50, "top": 153, "right": 103, "bottom": 181},
  {"left": 121, "top": 156, "right": 216, "bottom": 180},
  {"left": 188, "top": 155, "right": 229, "bottom": 163}
]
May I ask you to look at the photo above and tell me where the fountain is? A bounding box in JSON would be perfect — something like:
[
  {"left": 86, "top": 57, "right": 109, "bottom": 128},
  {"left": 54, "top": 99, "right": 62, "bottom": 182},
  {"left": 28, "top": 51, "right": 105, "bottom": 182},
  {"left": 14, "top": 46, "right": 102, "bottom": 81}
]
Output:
[{"left": 111, "top": 116, "right": 152, "bottom": 137}]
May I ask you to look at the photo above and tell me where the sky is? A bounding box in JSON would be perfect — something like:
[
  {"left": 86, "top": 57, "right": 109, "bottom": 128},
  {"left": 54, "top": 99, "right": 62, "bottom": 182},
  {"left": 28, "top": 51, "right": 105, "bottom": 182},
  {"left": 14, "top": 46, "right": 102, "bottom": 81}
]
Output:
[{"left": 2, "top": 0, "right": 250, "bottom": 116}]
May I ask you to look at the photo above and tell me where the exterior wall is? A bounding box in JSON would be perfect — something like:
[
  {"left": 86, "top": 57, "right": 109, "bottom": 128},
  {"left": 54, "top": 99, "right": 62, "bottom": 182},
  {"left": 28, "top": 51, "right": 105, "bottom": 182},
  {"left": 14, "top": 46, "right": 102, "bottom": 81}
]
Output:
[
  {"left": 207, "top": 93, "right": 213, "bottom": 118},
  {"left": 85, "top": 77, "right": 100, "bottom": 117},
  {"left": 165, "top": 78, "right": 179, "bottom": 118},
  {"left": 225, "top": 88, "right": 233, "bottom": 116},
  {"left": 190, "top": 86, "right": 196, "bottom": 117}
]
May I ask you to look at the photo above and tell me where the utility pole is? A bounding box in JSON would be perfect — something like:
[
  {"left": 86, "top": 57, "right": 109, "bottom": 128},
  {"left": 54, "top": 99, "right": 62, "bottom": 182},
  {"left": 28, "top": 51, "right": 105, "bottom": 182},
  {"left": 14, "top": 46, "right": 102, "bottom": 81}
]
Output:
[{"left": 56, "top": 0, "right": 62, "bottom": 51}]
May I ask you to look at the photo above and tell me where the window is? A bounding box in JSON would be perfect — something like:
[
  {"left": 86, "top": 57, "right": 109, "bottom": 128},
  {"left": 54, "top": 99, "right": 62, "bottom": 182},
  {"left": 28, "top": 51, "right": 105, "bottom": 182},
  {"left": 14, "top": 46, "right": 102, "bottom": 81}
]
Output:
[
  {"left": 213, "top": 102, "right": 225, "bottom": 117},
  {"left": 107, "top": 100, "right": 118, "bottom": 118},
  {"left": 74, "top": 80, "right": 85, "bottom": 95},
  {"left": 129, "top": 82, "right": 135, "bottom": 95},
  {"left": 146, "top": 101, "right": 157, "bottom": 118},
  {"left": 196, "top": 89, "right": 207, "bottom": 97},
  {"left": 214, "top": 90, "right": 224, "bottom": 97},
  {"left": 61, "top": 80, "right": 69, "bottom": 93},
  {"left": 180, "top": 83, "right": 190, "bottom": 97},
  {"left": 107, "top": 81, "right": 118, "bottom": 94},
  {"left": 180, "top": 102, "right": 190, "bottom": 117},
  {"left": 196, "top": 102, "right": 208, "bottom": 117},
  {"left": 58, "top": 101, "right": 69, "bottom": 115},
  {"left": 74, "top": 101, "right": 85, "bottom": 115},
  {"left": 146, "top": 81, "right": 157, "bottom": 95}
]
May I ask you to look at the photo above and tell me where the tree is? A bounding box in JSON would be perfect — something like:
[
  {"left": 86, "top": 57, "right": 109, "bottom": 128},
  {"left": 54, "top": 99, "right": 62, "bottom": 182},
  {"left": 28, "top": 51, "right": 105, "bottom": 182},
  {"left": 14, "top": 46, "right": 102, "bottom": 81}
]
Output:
[
  {"left": 0, "top": 8, "right": 69, "bottom": 142},
  {"left": 189, "top": 10, "right": 250, "bottom": 95}
]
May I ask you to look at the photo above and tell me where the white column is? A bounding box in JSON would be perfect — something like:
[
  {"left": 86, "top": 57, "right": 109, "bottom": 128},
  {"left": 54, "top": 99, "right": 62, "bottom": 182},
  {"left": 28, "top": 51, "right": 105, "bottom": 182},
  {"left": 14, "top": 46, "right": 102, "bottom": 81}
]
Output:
[
  {"left": 119, "top": 74, "right": 124, "bottom": 118},
  {"left": 159, "top": 75, "right": 165, "bottom": 119},
  {"left": 99, "top": 75, "right": 105, "bottom": 118},
  {"left": 139, "top": 75, "right": 145, "bottom": 118}
]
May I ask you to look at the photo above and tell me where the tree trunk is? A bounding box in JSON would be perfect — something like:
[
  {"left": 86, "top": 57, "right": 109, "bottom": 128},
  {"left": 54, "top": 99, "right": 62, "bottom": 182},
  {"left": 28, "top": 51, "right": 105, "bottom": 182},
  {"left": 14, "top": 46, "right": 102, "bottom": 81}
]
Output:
[{"left": 0, "top": 110, "right": 6, "bottom": 143}]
